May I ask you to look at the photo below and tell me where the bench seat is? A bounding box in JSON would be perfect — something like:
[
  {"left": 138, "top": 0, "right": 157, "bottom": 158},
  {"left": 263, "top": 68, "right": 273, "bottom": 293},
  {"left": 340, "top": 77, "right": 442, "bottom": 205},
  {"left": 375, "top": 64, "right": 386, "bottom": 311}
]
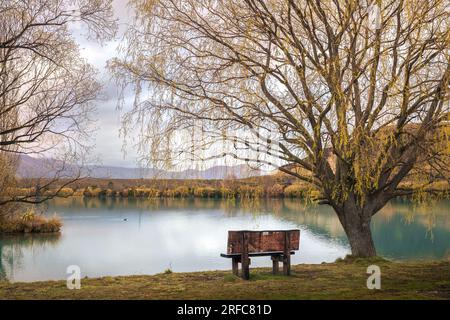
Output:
[{"left": 221, "top": 230, "right": 300, "bottom": 279}]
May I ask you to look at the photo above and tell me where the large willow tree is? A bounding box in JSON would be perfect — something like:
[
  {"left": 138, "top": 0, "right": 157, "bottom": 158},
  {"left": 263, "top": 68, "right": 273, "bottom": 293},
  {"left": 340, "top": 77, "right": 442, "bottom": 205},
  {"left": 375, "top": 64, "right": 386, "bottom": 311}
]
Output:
[{"left": 111, "top": 0, "right": 449, "bottom": 257}]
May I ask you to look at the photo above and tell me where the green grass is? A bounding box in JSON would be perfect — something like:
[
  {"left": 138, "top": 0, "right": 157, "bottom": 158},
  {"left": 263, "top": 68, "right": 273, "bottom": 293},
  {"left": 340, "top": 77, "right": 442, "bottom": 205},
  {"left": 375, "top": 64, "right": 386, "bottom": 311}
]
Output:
[{"left": 0, "top": 259, "right": 449, "bottom": 300}]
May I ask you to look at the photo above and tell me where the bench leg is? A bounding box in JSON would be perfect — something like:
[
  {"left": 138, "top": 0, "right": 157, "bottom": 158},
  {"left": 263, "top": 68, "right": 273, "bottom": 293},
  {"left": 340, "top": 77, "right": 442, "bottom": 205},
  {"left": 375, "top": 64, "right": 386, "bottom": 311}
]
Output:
[
  {"left": 283, "top": 253, "right": 291, "bottom": 276},
  {"left": 232, "top": 257, "right": 239, "bottom": 276},
  {"left": 241, "top": 232, "right": 250, "bottom": 280},
  {"left": 271, "top": 256, "right": 280, "bottom": 274},
  {"left": 241, "top": 257, "right": 250, "bottom": 280}
]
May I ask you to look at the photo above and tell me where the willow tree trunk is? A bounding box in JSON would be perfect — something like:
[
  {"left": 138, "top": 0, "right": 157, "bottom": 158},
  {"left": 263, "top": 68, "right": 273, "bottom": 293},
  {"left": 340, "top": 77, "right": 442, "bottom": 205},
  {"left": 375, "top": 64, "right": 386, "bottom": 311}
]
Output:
[{"left": 337, "top": 202, "right": 377, "bottom": 257}]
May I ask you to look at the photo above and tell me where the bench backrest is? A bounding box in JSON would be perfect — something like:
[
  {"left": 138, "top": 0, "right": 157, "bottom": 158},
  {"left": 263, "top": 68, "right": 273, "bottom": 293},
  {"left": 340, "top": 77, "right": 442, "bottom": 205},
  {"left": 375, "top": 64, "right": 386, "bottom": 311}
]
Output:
[{"left": 226, "top": 230, "right": 300, "bottom": 254}]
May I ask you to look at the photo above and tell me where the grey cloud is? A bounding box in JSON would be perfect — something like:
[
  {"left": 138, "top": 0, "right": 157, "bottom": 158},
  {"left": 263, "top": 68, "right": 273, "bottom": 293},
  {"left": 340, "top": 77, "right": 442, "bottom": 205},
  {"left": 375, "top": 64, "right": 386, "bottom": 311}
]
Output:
[{"left": 71, "top": 0, "right": 139, "bottom": 167}]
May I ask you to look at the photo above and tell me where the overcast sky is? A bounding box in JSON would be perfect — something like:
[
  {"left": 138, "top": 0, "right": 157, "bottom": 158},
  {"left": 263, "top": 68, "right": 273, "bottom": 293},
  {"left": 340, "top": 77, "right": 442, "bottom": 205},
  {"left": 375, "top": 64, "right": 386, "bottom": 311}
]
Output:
[
  {"left": 70, "top": 1, "right": 274, "bottom": 173},
  {"left": 71, "top": 0, "right": 138, "bottom": 168}
]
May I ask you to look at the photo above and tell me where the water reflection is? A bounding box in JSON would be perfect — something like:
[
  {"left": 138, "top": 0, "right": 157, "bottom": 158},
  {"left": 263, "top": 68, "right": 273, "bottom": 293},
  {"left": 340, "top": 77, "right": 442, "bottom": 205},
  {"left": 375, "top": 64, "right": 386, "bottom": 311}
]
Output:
[
  {"left": 0, "top": 234, "right": 60, "bottom": 281},
  {"left": 372, "top": 200, "right": 450, "bottom": 260},
  {"left": 0, "top": 198, "right": 448, "bottom": 282}
]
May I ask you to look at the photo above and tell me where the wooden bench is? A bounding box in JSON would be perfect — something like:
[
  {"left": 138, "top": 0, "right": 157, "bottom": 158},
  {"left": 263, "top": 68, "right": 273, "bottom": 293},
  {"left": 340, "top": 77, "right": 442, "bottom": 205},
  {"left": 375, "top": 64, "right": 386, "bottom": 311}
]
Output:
[{"left": 220, "top": 229, "right": 300, "bottom": 280}]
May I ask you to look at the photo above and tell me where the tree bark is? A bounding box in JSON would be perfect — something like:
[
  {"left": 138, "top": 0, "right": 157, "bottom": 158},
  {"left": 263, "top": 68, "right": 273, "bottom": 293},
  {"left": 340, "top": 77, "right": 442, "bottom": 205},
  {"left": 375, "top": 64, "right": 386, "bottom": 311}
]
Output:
[
  {"left": 337, "top": 200, "right": 377, "bottom": 258},
  {"left": 343, "top": 218, "right": 377, "bottom": 257}
]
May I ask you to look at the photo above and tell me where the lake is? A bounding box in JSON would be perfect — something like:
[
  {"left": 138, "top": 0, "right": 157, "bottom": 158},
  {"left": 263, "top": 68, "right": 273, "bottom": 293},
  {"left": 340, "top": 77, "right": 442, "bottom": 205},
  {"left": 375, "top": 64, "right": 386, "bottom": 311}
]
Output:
[{"left": 1, "top": 198, "right": 449, "bottom": 282}]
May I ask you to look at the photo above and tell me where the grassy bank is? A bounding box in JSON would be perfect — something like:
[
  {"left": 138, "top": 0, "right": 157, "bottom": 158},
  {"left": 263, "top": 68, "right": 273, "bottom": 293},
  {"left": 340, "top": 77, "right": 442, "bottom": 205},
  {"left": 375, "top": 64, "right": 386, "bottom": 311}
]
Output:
[{"left": 1, "top": 259, "right": 449, "bottom": 299}]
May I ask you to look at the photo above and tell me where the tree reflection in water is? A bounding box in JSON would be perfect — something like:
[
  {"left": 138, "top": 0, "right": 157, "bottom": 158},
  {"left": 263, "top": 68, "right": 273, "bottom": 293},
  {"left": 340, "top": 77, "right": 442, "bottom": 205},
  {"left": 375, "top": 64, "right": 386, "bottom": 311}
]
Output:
[{"left": 0, "top": 234, "right": 60, "bottom": 280}]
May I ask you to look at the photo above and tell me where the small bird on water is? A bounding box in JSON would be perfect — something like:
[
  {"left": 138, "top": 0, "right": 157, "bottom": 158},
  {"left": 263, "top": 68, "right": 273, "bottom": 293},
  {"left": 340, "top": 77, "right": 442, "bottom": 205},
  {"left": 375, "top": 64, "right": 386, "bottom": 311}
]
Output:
[{"left": 123, "top": 218, "right": 128, "bottom": 221}]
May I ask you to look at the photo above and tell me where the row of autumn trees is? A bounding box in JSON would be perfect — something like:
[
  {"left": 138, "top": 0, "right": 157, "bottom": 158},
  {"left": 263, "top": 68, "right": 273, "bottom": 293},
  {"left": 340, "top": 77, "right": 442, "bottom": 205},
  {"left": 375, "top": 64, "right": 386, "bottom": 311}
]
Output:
[
  {"left": 1, "top": 0, "right": 449, "bottom": 257},
  {"left": 0, "top": 0, "right": 117, "bottom": 213}
]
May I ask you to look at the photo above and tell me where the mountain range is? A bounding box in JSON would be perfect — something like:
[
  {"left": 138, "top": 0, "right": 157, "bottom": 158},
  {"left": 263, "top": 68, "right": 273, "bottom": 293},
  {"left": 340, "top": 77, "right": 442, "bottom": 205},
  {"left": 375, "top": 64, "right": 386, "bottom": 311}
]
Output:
[{"left": 17, "top": 155, "right": 261, "bottom": 180}]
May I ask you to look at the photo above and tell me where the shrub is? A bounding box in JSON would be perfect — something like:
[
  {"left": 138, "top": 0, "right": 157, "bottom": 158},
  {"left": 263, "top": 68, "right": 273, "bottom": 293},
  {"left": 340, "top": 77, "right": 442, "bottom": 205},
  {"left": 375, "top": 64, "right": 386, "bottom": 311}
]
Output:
[
  {"left": 83, "top": 186, "right": 102, "bottom": 197},
  {"left": 0, "top": 208, "right": 62, "bottom": 233},
  {"left": 73, "top": 188, "right": 84, "bottom": 196},
  {"left": 267, "top": 183, "right": 284, "bottom": 198},
  {"left": 105, "top": 189, "right": 116, "bottom": 197},
  {"left": 173, "top": 186, "right": 190, "bottom": 198},
  {"left": 219, "top": 187, "right": 235, "bottom": 199},
  {"left": 56, "top": 188, "right": 74, "bottom": 197},
  {"left": 146, "top": 188, "right": 160, "bottom": 198},
  {"left": 131, "top": 187, "right": 159, "bottom": 198},
  {"left": 128, "top": 188, "right": 136, "bottom": 198},
  {"left": 238, "top": 185, "right": 264, "bottom": 198},
  {"left": 284, "top": 184, "right": 305, "bottom": 198},
  {"left": 119, "top": 189, "right": 129, "bottom": 197},
  {"left": 193, "top": 187, "right": 217, "bottom": 198}
]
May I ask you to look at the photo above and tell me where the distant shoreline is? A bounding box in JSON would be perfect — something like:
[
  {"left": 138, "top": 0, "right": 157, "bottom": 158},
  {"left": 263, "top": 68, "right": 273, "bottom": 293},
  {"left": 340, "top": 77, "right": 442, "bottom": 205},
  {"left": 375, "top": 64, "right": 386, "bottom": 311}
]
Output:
[{"left": 15, "top": 175, "right": 450, "bottom": 201}]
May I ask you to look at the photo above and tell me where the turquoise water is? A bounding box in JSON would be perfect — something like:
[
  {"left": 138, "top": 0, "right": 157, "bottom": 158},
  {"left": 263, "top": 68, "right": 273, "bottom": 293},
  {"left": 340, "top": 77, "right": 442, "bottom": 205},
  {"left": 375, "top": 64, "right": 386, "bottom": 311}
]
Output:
[{"left": 0, "top": 198, "right": 449, "bottom": 282}]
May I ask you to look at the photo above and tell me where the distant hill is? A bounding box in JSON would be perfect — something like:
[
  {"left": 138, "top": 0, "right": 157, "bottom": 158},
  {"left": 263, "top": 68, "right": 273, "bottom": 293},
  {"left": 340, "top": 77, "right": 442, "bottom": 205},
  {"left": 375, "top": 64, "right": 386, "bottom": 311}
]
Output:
[{"left": 17, "top": 155, "right": 261, "bottom": 180}]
